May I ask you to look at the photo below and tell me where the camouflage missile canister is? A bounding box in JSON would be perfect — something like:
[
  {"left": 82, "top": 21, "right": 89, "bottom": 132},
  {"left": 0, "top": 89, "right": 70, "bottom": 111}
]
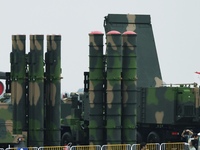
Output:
[
  {"left": 10, "top": 35, "right": 26, "bottom": 135},
  {"left": 88, "top": 31, "right": 104, "bottom": 145},
  {"left": 122, "top": 31, "right": 137, "bottom": 144},
  {"left": 106, "top": 30, "right": 122, "bottom": 144},
  {"left": 104, "top": 14, "right": 162, "bottom": 87},
  {"left": 45, "top": 35, "right": 61, "bottom": 146},
  {"left": 28, "top": 35, "right": 44, "bottom": 146}
]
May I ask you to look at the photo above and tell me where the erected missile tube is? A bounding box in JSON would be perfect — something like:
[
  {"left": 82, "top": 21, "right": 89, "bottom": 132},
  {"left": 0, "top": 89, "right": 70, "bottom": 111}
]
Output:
[
  {"left": 88, "top": 31, "right": 104, "bottom": 145},
  {"left": 122, "top": 31, "right": 137, "bottom": 144},
  {"left": 45, "top": 35, "right": 61, "bottom": 146},
  {"left": 106, "top": 30, "right": 122, "bottom": 144},
  {"left": 10, "top": 35, "right": 26, "bottom": 136},
  {"left": 28, "top": 35, "right": 44, "bottom": 146}
]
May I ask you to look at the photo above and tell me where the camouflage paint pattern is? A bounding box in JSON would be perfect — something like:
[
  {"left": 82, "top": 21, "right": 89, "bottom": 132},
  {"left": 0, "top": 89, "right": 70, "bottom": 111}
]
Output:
[
  {"left": 88, "top": 31, "right": 104, "bottom": 145},
  {"left": 104, "top": 14, "right": 163, "bottom": 88},
  {"left": 60, "top": 94, "right": 78, "bottom": 127},
  {"left": 60, "top": 94, "right": 85, "bottom": 145},
  {"left": 45, "top": 35, "right": 61, "bottom": 146},
  {"left": 176, "top": 86, "right": 200, "bottom": 122},
  {"left": 0, "top": 101, "right": 26, "bottom": 145},
  {"left": 28, "top": 35, "right": 44, "bottom": 146},
  {"left": 122, "top": 31, "right": 137, "bottom": 144},
  {"left": 70, "top": 94, "right": 85, "bottom": 145},
  {"left": 60, "top": 98, "right": 72, "bottom": 126},
  {"left": 137, "top": 86, "right": 199, "bottom": 124},
  {"left": 106, "top": 30, "right": 122, "bottom": 144},
  {"left": 10, "top": 35, "right": 26, "bottom": 136}
]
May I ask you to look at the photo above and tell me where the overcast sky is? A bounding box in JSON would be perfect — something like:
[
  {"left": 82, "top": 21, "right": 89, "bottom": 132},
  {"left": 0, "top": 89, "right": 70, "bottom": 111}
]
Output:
[{"left": 0, "top": 0, "right": 200, "bottom": 93}]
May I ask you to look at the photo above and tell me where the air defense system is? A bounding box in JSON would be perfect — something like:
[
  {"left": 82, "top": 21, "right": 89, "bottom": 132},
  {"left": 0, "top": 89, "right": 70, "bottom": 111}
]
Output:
[
  {"left": 0, "top": 35, "right": 62, "bottom": 148},
  {"left": 0, "top": 14, "right": 200, "bottom": 148},
  {"left": 61, "top": 14, "right": 200, "bottom": 145},
  {"left": 101, "top": 14, "right": 200, "bottom": 143}
]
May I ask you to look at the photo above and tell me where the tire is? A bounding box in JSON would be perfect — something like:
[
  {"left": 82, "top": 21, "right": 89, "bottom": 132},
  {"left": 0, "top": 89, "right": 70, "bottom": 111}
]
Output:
[
  {"left": 61, "top": 132, "right": 73, "bottom": 146},
  {"left": 147, "top": 131, "right": 160, "bottom": 143}
]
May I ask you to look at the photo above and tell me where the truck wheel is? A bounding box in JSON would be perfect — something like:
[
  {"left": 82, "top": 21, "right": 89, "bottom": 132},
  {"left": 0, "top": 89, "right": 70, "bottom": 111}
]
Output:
[
  {"left": 61, "top": 132, "right": 73, "bottom": 146},
  {"left": 147, "top": 131, "right": 160, "bottom": 143}
]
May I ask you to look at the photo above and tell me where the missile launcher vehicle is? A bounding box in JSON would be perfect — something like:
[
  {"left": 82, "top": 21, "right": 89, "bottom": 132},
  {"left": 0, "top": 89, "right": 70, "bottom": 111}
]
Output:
[{"left": 0, "top": 14, "right": 200, "bottom": 148}]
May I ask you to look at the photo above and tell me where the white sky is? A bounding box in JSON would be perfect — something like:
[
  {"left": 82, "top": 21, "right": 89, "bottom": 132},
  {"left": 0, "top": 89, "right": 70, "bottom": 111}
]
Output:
[{"left": 0, "top": 0, "right": 200, "bottom": 93}]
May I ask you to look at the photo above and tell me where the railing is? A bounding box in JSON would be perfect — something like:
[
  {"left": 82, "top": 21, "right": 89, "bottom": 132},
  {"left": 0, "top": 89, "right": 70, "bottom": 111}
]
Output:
[{"left": 1, "top": 142, "right": 190, "bottom": 150}]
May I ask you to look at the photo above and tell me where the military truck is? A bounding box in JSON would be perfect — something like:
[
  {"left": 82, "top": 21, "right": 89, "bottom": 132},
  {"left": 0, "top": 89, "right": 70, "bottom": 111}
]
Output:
[
  {"left": 61, "top": 14, "right": 200, "bottom": 145},
  {"left": 0, "top": 35, "right": 87, "bottom": 148},
  {"left": 1, "top": 14, "right": 200, "bottom": 148},
  {"left": 101, "top": 14, "right": 200, "bottom": 144},
  {"left": 0, "top": 35, "right": 63, "bottom": 148},
  {"left": 60, "top": 14, "right": 200, "bottom": 146}
]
